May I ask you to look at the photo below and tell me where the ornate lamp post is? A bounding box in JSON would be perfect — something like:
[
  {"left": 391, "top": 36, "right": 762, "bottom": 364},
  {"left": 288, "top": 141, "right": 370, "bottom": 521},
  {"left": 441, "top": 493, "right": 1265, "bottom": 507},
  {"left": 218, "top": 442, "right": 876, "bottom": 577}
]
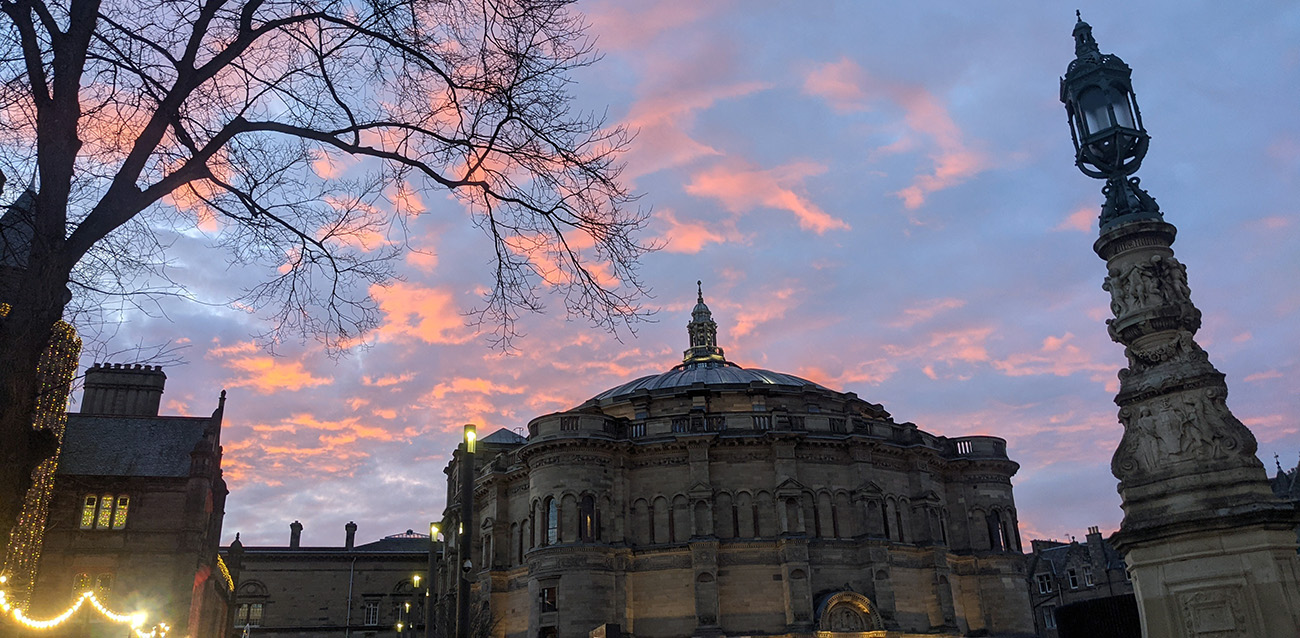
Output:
[
  {"left": 455, "top": 425, "right": 476, "bottom": 638},
  {"left": 1060, "top": 14, "right": 1300, "bottom": 637}
]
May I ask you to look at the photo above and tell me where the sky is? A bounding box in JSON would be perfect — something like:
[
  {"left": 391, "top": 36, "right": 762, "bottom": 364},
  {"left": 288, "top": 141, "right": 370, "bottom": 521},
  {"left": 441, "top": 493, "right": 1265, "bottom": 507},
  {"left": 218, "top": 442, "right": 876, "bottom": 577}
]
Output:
[{"left": 56, "top": 1, "right": 1300, "bottom": 548}]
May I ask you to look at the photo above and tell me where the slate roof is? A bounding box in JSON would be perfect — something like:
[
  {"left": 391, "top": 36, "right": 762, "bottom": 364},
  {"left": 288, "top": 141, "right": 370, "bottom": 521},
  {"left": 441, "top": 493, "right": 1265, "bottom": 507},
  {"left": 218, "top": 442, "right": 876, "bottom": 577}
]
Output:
[
  {"left": 1032, "top": 538, "right": 1126, "bottom": 573},
  {"left": 480, "top": 428, "right": 528, "bottom": 446},
  {"left": 234, "top": 531, "right": 431, "bottom": 555},
  {"left": 58, "top": 414, "right": 213, "bottom": 477}
]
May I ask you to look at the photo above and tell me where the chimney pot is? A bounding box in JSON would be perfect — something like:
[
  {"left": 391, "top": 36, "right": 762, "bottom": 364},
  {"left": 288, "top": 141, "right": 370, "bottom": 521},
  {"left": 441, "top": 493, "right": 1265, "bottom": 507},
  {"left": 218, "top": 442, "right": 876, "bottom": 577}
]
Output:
[
  {"left": 345, "top": 521, "right": 358, "bottom": 549},
  {"left": 290, "top": 520, "right": 303, "bottom": 548}
]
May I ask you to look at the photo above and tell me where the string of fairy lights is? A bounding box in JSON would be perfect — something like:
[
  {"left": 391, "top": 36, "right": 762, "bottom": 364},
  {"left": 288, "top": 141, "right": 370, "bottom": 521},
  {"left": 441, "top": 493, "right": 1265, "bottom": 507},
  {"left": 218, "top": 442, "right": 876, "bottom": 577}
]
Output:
[
  {"left": 0, "top": 304, "right": 81, "bottom": 611},
  {"left": 0, "top": 306, "right": 170, "bottom": 635},
  {"left": 0, "top": 576, "right": 169, "bottom": 636}
]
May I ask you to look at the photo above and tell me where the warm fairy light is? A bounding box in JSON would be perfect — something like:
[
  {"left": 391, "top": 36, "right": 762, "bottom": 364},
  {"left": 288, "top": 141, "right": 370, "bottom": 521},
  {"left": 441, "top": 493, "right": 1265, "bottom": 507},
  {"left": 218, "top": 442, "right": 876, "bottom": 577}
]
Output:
[
  {"left": 0, "top": 310, "right": 81, "bottom": 610},
  {"left": 217, "top": 554, "right": 235, "bottom": 592},
  {"left": 412, "top": 574, "right": 421, "bottom": 587},
  {"left": 0, "top": 588, "right": 166, "bottom": 636}
]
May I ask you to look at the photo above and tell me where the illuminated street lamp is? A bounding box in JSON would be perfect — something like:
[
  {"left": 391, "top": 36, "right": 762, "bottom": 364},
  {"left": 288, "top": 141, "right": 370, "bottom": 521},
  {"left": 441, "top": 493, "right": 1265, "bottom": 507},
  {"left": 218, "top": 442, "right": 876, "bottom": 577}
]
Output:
[
  {"left": 456, "top": 424, "right": 476, "bottom": 638},
  {"left": 425, "top": 522, "right": 439, "bottom": 638},
  {"left": 1060, "top": 11, "right": 1161, "bottom": 232}
]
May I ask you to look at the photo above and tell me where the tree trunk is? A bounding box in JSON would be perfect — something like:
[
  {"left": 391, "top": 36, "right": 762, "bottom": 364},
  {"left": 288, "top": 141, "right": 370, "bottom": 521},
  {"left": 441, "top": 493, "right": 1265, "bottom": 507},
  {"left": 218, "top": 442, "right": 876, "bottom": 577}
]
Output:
[{"left": 0, "top": 258, "right": 73, "bottom": 571}]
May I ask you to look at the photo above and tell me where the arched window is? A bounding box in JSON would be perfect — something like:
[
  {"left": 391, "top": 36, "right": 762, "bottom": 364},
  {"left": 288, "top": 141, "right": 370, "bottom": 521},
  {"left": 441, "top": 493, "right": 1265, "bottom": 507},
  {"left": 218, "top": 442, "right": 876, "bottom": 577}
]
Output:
[
  {"left": 73, "top": 573, "right": 91, "bottom": 593},
  {"left": 94, "top": 573, "right": 113, "bottom": 600},
  {"left": 987, "top": 512, "right": 1004, "bottom": 551},
  {"left": 80, "top": 496, "right": 97, "bottom": 530},
  {"left": 881, "top": 501, "right": 891, "bottom": 540},
  {"left": 112, "top": 496, "right": 129, "bottom": 529},
  {"left": 894, "top": 504, "right": 906, "bottom": 543},
  {"left": 578, "top": 495, "right": 596, "bottom": 542},
  {"left": 96, "top": 493, "right": 113, "bottom": 529},
  {"left": 544, "top": 497, "right": 558, "bottom": 546}
]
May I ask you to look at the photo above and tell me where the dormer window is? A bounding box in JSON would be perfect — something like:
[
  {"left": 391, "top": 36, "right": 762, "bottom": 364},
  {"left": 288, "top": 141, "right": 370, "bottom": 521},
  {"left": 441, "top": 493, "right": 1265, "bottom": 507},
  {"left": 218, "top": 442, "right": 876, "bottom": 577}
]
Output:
[{"left": 80, "top": 494, "right": 129, "bottom": 531}]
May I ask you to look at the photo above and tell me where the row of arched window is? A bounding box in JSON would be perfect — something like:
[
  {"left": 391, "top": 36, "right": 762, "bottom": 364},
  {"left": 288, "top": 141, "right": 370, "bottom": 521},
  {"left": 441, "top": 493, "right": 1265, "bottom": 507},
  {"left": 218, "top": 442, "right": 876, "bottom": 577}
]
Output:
[{"left": 485, "top": 491, "right": 1017, "bottom": 567}]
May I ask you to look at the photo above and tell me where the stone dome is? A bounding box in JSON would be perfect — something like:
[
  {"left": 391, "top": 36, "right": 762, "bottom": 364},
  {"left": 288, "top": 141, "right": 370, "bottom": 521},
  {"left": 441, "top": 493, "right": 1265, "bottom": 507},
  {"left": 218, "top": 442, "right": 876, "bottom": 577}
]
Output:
[
  {"left": 587, "top": 361, "right": 831, "bottom": 404},
  {"left": 581, "top": 283, "right": 843, "bottom": 409}
]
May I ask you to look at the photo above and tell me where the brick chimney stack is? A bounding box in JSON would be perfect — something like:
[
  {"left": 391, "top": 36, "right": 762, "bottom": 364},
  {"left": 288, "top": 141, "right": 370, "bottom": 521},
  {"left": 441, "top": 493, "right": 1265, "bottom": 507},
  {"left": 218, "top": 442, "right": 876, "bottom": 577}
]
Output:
[
  {"left": 345, "top": 521, "right": 357, "bottom": 549},
  {"left": 81, "top": 363, "right": 166, "bottom": 416},
  {"left": 290, "top": 520, "right": 303, "bottom": 548}
]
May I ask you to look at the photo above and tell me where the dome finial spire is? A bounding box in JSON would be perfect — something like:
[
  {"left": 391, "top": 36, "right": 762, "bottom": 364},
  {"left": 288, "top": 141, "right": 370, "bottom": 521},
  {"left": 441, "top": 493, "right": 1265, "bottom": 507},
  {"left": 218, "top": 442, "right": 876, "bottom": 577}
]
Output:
[{"left": 684, "top": 281, "right": 725, "bottom": 365}]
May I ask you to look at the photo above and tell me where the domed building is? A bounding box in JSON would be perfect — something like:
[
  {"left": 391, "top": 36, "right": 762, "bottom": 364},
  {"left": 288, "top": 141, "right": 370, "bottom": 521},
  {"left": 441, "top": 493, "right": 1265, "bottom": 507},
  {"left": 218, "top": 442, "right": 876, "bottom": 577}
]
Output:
[{"left": 437, "top": 286, "right": 1033, "bottom": 638}]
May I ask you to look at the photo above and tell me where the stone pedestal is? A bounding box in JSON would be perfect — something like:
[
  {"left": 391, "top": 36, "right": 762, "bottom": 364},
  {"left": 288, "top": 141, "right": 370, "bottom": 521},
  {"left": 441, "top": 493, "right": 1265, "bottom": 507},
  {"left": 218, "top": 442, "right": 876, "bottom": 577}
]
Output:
[
  {"left": 1093, "top": 215, "right": 1300, "bottom": 637},
  {"left": 1121, "top": 523, "right": 1300, "bottom": 637}
]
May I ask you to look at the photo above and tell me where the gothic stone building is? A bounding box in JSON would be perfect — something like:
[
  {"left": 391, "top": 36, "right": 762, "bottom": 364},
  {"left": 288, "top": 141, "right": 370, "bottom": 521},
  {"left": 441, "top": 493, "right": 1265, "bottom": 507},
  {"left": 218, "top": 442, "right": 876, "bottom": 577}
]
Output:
[
  {"left": 1025, "top": 527, "right": 1135, "bottom": 638},
  {"left": 28, "top": 363, "right": 233, "bottom": 637},
  {"left": 435, "top": 289, "right": 1035, "bottom": 638}
]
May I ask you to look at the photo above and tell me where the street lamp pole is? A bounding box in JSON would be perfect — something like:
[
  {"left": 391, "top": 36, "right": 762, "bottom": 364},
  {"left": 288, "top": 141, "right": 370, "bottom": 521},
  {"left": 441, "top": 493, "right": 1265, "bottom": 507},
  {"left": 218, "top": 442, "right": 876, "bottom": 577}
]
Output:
[
  {"left": 455, "top": 424, "right": 476, "bottom": 638},
  {"left": 425, "top": 522, "right": 439, "bottom": 638}
]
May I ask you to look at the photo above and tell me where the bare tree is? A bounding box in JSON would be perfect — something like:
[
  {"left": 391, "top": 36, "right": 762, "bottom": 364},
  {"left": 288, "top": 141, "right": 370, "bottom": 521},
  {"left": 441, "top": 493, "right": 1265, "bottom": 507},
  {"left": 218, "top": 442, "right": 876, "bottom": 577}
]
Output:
[{"left": 0, "top": 0, "right": 650, "bottom": 568}]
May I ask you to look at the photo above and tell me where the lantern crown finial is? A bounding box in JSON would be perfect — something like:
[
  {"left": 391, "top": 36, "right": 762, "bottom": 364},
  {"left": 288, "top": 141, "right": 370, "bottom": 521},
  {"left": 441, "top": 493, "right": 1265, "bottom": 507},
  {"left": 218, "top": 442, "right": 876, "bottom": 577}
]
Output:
[{"left": 1072, "top": 12, "right": 1101, "bottom": 61}]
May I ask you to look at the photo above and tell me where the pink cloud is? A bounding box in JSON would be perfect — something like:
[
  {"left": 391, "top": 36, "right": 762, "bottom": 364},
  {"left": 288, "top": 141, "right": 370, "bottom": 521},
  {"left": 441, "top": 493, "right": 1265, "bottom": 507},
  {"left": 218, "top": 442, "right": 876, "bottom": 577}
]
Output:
[
  {"left": 891, "top": 298, "right": 967, "bottom": 328},
  {"left": 584, "top": 0, "right": 725, "bottom": 52},
  {"left": 991, "top": 332, "right": 1115, "bottom": 387},
  {"left": 1055, "top": 206, "right": 1096, "bottom": 233},
  {"left": 622, "top": 81, "right": 770, "bottom": 178},
  {"left": 685, "top": 160, "right": 849, "bottom": 233},
  {"left": 426, "top": 377, "right": 524, "bottom": 400},
  {"left": 371, "top": 282, "right": 474, "bottom": 345},
  {"left": 363, "top": 372, "right": 416, "bottom": 387},
  {"left": 208, "top": 341, "right": 333, "bottom": 394},
  {"left": 803, "top": 57, "right": 868, "bottom": 112},
  {"left": 1244, "top": 370, "right": 1283, "bottom": 383},
  {"left": 803, "top": 57, "right": 990, "bottom": 210},
  {"left": 655, "top": 209, "right": 743, "bottom": 253},
  {"left": 728, "top": 288, "right": 799, "bottom": 338},
  {"left": 221, "top": 357, "right": 332, "bottom": 394}
]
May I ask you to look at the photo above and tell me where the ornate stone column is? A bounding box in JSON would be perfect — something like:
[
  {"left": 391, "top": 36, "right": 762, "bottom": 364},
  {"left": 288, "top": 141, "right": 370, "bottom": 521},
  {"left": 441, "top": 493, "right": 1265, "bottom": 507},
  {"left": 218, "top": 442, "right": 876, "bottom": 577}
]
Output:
[{"left": 1061, "top": 15, "right": 1300, "bottom": 637}]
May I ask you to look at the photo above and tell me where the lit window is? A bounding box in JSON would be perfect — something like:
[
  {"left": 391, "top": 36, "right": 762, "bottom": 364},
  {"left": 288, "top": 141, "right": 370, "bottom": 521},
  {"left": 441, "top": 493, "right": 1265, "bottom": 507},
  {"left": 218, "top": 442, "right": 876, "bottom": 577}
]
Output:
[
  {"left": 1044, "top": 606, "right": 1056, "bottom": 629},
  {"left": 80, "top": 496, "right": 97, "bottom": 530},
  {"left": 579, "top": 496, "right": 597, "bottom": 542},
  {"left": 539, "top": 586, "right": 557, "bottom": 613},
  {"left": 95, "top": 573, "right": 112, "bottom": 600},
  {"left": 1036, "top": 573, "right": 1053, "bottom": 594},
  {"left": 1083, "top": 565, "right": 1094, "bottom": 586},
  {"left": 112, "top": 496, "right": 129, "bottom": 529},
  {"left": 82, "top": 494, "right": 129, "bottom": 531},
  {"left": 1067, "top": 568, "right": 1079, "bottom": 589},
  {"left": 236, "top": 603, "right": 264, "bottom": 627},
  {"left": 545, "top": 498, "right": 558, "bottom": 545},
  {"left": 364, "top": 601, "right": 380, "bottom": 625},
  {"left": 96, "top": 493, "right": 113, "bottom": 529}
]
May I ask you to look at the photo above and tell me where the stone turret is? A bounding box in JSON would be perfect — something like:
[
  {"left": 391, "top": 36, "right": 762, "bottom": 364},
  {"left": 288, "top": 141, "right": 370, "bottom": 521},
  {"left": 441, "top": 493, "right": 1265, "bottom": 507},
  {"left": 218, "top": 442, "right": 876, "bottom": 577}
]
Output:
[
  {"left": 683, "top": 281, "right": 726, "bottom": 365},
  {"left": 81, "top": 362, "right": 167, "bottom": 416}
]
